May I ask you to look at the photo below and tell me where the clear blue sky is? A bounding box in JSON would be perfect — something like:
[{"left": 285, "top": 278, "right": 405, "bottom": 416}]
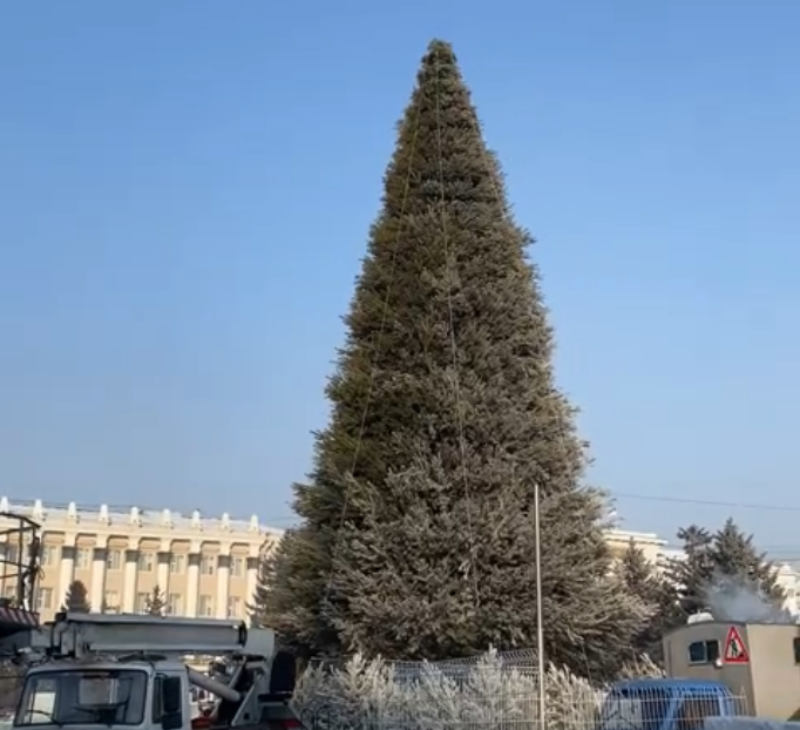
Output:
[{"left": 2, "top": 1, "right": 799, "bottom": 557}]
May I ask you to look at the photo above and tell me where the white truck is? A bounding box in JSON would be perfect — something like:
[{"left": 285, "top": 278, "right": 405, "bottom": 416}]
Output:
[{"left": 0, "top": 611, "right": 299, "bottom": 730}]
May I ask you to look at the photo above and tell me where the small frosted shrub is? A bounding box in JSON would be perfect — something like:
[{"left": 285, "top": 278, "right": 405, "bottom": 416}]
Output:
[{"left": 291, "top": 649, "right": 608, "bottom": 730}]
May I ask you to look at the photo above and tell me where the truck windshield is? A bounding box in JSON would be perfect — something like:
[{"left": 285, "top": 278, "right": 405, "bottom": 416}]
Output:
[{"left": 14, "top": 669, "right": 147, "bottom": 727}]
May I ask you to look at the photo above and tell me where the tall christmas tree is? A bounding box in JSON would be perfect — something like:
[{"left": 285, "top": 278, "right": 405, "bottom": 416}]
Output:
[{"left": 257, "top": 39, "right": 644, "bottom": 675}]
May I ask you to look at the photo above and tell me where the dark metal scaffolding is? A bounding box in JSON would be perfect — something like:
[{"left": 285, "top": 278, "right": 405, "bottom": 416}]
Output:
[{"left": 0, "top": 512, "right": 41, "bottom": 612}]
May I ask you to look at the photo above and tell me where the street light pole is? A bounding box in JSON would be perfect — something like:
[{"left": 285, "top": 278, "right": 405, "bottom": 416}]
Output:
[{"left": 534, "top": 481, "right": 546, "bottom": 727}]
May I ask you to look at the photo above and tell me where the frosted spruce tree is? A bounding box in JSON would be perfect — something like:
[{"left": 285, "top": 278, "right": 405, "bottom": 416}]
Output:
[{"left": 256, "top": 40, "right": 645, "bottom": 678}]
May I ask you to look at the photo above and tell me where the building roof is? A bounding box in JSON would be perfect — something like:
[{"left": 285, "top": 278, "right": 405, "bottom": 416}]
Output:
[
  {"left": 613, "top": 678, "right": 728, "bottom": 690},
  {"left": 605, "top": 528, "right": 667, "bottom": 547},
  {"left": 0, "top": 496, "right": 283, "bottom": 540}
]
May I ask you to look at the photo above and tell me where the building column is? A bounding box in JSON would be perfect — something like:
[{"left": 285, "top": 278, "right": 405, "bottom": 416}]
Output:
[
  {"left": 122, "top": 539, "right": 139, "bottom": 613},
  {"left": 156, "top": 540, "right": 171, "bottom": 596},
  {"left": 245, "top": 544, "right": 260, "bottom": 624},
  {"left": 59, "top": 536, "right": 77, "bottom": 608},
  {"left": 215, "top": 545, "right": 231, "bottom": 619},
  {"left": 0, "top": 535, "right": 8, "bottom": 597},
  {"left": 185, "top": 542, "right": 201, "bottom": 618},
  {"left": 90, "top": 536, "right": 108, "bottom": 612}
]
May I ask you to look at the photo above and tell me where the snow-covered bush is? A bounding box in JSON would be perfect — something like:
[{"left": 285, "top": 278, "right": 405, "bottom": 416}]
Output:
[
  {"left": 291, "top": 648, "right": 606, "bottom": 730},
  {"left": 617, "top": 654, "right": 665, "bottom": 680}
]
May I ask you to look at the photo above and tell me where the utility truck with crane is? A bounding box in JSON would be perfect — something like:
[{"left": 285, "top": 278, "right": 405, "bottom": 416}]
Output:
[
  {"left": 0, "top": 612, "right": 299, "bottom": 730},
  {"left": 0, "top": 510, "right": 300, "bottom": 730}
]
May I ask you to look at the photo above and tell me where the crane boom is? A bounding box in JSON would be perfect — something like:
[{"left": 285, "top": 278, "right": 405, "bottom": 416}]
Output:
[{"left": 44, "top": 611, "right": 273, "bottom": 659}]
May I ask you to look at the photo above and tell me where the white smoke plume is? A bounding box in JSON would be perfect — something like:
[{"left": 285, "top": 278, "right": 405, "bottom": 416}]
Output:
[{"left": 702, "top": 572, "right": 794, "bottom": 625}]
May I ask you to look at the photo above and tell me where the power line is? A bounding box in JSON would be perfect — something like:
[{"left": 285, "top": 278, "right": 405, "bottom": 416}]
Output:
[
  {"left": 611, "top": 491, "right": 800, "bottom": 555},
  {"left": 246, "top": 492, "right": 800, "bottom": 533},
  {"left": 274, "top": 491, "right": 800, "bottom": 528},
  {"left": 611, "top": 491, "right": 800, "bottom": 513}
]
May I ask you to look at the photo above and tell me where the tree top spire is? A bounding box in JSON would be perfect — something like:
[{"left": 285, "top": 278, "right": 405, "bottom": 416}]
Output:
[
  {"left": 425, "top": 38, "right": 456, "bottom": 58},
  {"left": 420, "top": 39, "right": 459, "bottom": 78}
]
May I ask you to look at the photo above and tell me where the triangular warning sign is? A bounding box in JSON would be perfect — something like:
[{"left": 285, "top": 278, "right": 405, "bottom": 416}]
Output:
[{"left": 724, "top": 625, "right": 749, "bottom": 664}]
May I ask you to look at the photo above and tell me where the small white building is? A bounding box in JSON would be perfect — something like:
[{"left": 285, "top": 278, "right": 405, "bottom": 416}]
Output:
[{"left": 773, "top": 563, "right": 800, "bottom": 617}]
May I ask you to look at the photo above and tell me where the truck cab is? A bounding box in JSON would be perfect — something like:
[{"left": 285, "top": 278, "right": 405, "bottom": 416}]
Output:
[{"left": 15, "top": 660, "right": 190, "bottom": 730}]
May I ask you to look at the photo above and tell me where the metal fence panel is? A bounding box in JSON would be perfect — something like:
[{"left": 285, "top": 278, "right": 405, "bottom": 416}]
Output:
[{"left": 294, "top": 651, "right": 748, "bottom": 730}]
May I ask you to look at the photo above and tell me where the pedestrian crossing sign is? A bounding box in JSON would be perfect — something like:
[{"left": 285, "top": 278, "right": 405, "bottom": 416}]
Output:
[{"left": 724, "top": 625, "right": 749, "bottom": 664}]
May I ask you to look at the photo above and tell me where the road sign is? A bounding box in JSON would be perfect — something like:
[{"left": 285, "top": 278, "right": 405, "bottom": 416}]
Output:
[{"left": 724, "top": 625, "right": 749, "bottom": 664}]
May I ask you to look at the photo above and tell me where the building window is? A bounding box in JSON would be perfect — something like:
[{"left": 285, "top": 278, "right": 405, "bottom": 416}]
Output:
[
  {"left": 793, "top": 638, "right": 800, "bottom": 664},
  {"left": 198, "top": 595, "right": 214, "bottom": 617},
  {"left": 135, "top": 593, "right": 149, "bottom": 613},
  {"left": 106, "top": 549, "right": 122, "bottom": 571},
  {"left": 36, "top": 588, "right": 53, "bottom": 611},
  {"left": 137, "top": 552, "right": 155, "bottom": 573},
  {"left": 167, "top": 594, "right": 182, "bottom": 616},
  {"left": 200, "top": 556, "right": 215, "bottom": 576},
  {"left": 3, "top": 584, "right": 16, "bottom": 600},
  {"left": 231, "top": 557, "right": 245, "bottom": 578},
  {"left": 5, "top": 545, "right": 19, "bottom": 564},
  {"left": 39, "top": 545, "right": 56, "bottom": 567},
  {"left": 75, "top": 548, "right": 92, "bottom": 569},
  {"left": 688, "top": 640, "right": 720, "bottom": 665},
  {"left": 103, "top": 590, "right": 120, "bottom": 613},
  {"left": 226, "top": 596, "right": 243, "bottom": 618},
  {"left": 169, "top": 554, "right": 185, "bottom": 574}
]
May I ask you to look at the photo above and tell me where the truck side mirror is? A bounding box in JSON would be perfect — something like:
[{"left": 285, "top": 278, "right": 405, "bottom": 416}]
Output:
[{"left": 161, "top": 676, "right": 183, "bottom": 730}]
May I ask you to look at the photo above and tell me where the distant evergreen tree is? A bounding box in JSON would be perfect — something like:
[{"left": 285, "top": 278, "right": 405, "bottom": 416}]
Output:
[
  {"left": 666, "top": 520, "right": 784, "bottom": 621},
  {"left": 248, "top": 559, "right": 269, "bottom": 628},
  {"left": 705, "top": 518, "right": 784, "bottom": 611},
  {"left": 618, "top": 539, "right": 657, "bottom": 598},
  {"left": 665, "top": 524, "right": 715, "bottom": 618},
  {"left": 257, "top": 39, "right": 645, "bottom": 678},
  {"left": 617, "top": 540, "right": 678, "bottom": 664},
  {"left": 145, "top": 585, "right": 166, "bottom": 616},
  {"left": 61, "top": 580, "right": 90, "bottom": 613}
]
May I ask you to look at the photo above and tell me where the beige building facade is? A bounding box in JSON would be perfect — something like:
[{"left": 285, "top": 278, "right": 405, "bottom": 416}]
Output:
[
  {"left": 605, "top": 527, "right": 667, "bottom": 566},
  {"left": 0, "top": 497, "right": 283, "bottom": 623},
  {"left": 0, "top": 497, "right": 674, "bottom": 623}
]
